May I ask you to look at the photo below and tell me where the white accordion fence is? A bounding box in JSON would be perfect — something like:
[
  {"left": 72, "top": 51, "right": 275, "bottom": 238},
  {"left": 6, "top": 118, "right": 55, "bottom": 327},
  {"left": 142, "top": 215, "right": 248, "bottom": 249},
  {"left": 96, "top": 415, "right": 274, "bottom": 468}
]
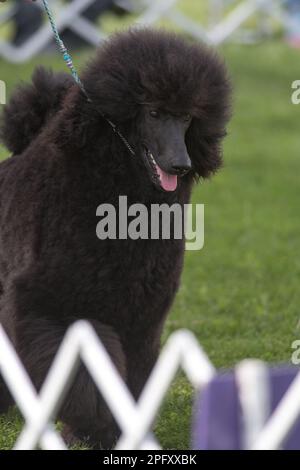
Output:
[
  {"left": 0, "top": 320, "right": 300, "bottom": 450},
  {"left": 0, "top": 0, "right": 289, "bottom": 63}
]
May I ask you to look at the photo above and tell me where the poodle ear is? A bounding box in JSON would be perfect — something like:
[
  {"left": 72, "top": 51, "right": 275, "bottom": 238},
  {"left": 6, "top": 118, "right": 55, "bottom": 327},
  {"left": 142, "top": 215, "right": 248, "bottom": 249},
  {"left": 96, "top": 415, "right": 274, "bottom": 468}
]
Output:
[
  {"left": 185, "top": 63, "right": 232, "bottom": 180},
  {"left": 185, "top": 120, "right": 228, "bottom": 179}
]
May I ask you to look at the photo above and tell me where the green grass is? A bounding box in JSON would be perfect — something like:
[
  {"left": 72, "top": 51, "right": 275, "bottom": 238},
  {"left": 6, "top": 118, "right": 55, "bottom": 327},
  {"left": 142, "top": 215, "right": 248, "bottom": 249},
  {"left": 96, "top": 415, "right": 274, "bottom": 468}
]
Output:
[{"left": 1, "top": 2, "right": 300, "bottom": 451}]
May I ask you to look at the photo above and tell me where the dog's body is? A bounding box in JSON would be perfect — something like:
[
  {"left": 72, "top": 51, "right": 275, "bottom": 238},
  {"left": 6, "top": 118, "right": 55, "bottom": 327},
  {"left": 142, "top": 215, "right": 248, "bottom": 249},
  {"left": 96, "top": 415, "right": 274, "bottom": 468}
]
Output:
[{"left": 0, "top": 29, "right": 231, "bottom": 447}]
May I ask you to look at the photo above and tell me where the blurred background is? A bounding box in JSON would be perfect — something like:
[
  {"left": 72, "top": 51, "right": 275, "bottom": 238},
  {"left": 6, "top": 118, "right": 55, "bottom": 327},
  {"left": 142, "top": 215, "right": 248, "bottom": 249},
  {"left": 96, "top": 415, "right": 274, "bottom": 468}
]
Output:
[{"left": 0, "top": 0, "right": 300, "bottom": 450}]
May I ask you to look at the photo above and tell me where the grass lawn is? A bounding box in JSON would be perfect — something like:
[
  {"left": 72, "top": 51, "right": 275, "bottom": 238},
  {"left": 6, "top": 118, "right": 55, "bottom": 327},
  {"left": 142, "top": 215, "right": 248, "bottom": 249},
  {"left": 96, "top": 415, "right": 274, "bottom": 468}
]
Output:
[{"left": 0, "top": 1, "right": 300, "bottom": 451}]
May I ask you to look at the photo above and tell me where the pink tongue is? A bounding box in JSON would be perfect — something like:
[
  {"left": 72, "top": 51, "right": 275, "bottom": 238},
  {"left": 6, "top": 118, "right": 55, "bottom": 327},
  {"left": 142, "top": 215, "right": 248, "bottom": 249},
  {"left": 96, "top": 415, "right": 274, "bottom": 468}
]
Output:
[{"left": 155, "top": 164, "right": 177, "bottom": 192}]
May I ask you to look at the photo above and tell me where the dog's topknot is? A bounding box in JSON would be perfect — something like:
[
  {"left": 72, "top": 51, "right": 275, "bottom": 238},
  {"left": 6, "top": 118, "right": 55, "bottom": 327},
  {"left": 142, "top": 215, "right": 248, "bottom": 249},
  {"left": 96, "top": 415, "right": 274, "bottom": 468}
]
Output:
[
  {"left": 0, "top": 67, "right": 74, "bottom": 155},
  {"left": 83, "top": 28, "right": 231, "bottom": 118}
]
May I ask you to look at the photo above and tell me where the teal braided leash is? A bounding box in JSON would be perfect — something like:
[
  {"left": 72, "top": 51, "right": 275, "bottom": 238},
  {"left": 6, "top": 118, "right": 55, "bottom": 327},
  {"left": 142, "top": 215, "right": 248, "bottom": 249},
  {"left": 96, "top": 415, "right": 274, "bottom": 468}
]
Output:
[
  {"left": 41, "top": 0, "right": 135, "bottom": 155},
  {"left": 41, "top": 0, "right": 88, "bottom": 98}
]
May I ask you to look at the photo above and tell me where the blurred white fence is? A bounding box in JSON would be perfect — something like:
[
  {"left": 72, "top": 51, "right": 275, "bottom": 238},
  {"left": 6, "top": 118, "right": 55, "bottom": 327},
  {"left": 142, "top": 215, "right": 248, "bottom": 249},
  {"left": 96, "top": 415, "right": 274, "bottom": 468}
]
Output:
[
  {"left": 1, "top": 320, "right": 300, "bottom": 450},
  {"left": 0, "top": 321, "right": 215, "bottom": 450},
  {"left": 0, "top": 0, "right": 289, "bottom": 63},
  {"left": 0, "top": 79, "right": 5, "bottom": 104}
]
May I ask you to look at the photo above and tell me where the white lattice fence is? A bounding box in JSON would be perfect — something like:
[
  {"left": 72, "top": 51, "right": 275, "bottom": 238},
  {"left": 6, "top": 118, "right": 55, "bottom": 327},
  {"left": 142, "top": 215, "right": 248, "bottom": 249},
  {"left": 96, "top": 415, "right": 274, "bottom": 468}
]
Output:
[
  {"left": 0, "top": 321, "right": 300, "bottom": 450},
  {"left": 0, "top": 0, "right": 289, "bottom": 63},
  {"left": 0, "top": 322, "right": 215, "bottom": 450}
]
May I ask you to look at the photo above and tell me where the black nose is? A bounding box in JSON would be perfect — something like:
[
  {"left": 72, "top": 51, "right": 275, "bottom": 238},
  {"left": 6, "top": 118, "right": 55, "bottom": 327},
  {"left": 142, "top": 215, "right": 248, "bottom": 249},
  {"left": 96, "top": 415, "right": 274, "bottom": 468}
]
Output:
[{"left": 171, "top": 165, "right": 191, "bottom": 177}]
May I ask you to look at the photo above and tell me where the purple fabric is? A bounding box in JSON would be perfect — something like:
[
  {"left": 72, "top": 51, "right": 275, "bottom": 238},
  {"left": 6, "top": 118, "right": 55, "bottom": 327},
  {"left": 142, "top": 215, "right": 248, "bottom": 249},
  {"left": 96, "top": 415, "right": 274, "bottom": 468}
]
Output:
[
  {"left": 192, "top": 366, "right": 300, "bottom": 450},
  {"left": 192, "top": 372, "right": 241, "bottom": 450}
]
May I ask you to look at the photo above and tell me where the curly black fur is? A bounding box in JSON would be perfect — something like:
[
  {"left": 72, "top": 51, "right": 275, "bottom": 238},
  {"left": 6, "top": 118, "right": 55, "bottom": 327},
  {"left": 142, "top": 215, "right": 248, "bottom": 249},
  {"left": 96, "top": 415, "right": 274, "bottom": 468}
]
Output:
[
  {"left": 0, "top": 67, "right": 74, "bottom": 155},
  {"left": 0, "top": 28, "right": 231, "bottom": 448}
]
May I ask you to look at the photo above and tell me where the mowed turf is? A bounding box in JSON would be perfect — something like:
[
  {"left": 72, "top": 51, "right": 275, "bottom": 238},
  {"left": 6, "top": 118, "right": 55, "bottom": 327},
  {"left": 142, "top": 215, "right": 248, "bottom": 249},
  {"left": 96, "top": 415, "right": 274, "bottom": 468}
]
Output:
[{"left": 0, "top": 20, "right": 300, "bottom": 449}]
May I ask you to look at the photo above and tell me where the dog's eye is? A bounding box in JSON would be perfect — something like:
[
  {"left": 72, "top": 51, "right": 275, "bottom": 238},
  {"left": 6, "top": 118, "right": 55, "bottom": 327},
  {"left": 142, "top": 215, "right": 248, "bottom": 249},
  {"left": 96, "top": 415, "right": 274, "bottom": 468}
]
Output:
[
  {"left": 183, "top": 114, "right": 192, "bottom": 122},
  {"left": 149, "top": 110, "right": 159, "bottom": 118}
]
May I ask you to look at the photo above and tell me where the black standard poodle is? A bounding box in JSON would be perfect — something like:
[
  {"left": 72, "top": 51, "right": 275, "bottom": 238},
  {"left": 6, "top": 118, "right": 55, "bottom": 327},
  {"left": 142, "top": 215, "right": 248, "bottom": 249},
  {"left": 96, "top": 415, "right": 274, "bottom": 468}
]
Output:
[{"left": 0, "top": 29, "right": 231, "bottom": 448}]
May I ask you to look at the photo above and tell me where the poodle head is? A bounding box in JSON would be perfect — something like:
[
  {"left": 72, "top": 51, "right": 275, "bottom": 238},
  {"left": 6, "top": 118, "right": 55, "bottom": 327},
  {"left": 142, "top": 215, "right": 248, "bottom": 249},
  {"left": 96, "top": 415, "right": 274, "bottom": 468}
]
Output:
[{"left": 82, "top": 28, "right": 232, "bottom": 192}]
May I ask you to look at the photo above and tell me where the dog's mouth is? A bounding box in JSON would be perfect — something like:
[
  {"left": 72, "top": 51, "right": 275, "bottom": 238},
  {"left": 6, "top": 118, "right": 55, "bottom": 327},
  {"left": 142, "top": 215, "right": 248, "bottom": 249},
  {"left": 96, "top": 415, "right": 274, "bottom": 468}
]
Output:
[{"left": 143, "top": 146, "right": 178, "bottom": 192}]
